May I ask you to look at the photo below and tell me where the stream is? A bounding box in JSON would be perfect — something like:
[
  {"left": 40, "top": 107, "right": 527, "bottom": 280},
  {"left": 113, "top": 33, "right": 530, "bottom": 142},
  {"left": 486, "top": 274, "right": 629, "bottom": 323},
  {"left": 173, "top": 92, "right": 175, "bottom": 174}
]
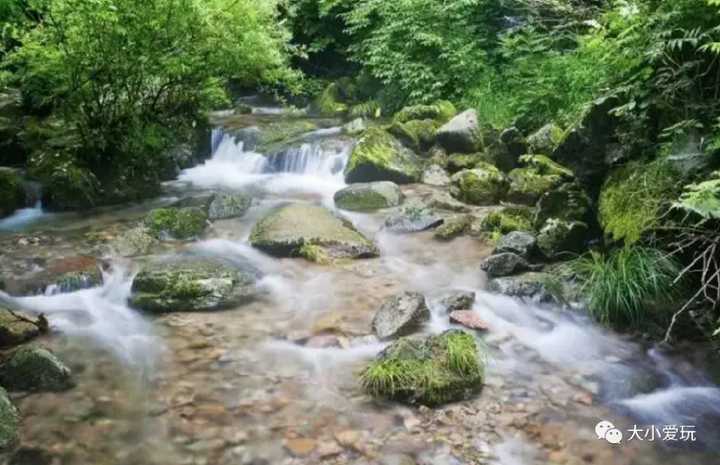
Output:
[{"left": 0, "top": 108, "right": 719, "bottom": 465}]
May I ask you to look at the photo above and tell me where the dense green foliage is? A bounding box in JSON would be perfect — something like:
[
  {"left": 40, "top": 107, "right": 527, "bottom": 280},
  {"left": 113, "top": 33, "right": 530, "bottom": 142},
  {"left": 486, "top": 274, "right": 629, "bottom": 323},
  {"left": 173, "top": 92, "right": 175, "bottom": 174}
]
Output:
[{"left": 574, "top": 246, "right": 682, "bottom": 328}]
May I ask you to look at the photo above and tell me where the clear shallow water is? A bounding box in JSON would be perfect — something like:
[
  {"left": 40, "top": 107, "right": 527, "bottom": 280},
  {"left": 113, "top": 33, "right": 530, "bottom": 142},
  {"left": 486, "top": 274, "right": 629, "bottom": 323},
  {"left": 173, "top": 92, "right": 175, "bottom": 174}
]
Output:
[{"left": 1, "top": 111, "right": 719, "bottom": 464}]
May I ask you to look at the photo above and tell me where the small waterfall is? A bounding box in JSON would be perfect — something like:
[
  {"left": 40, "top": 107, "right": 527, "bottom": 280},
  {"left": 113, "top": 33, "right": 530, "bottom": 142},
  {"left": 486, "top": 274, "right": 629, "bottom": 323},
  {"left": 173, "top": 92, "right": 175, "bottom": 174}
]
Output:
[{"left": 0, "top": 179, "right": 47, "bottom": 232}]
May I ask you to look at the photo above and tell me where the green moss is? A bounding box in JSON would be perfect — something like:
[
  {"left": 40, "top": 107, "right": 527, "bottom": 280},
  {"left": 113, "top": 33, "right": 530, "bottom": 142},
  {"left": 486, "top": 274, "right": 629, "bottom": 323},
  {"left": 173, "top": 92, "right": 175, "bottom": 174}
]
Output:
[
  {"left": 480, "top": 206, "right": 534, "bottom": 236},
  {"left": 349, "top": 100, "right": 383, "bottom": 119},
  {"left": 360, "top": 330, "right": 484, "bottom": 406},
  {"left": 507, "top": 168, "right": 562, "bottom": 205},
  {"left": 0, "top": 168, "right": 24, "bottom": 217},
  {"left": 434, "top": 215, "right": 472, "bottom": 241},
  {"left": 0, "top": 387, "right": 18, "bottom": 450},
  {"left": 344, "top": 128, "right": 421, "bottom": 183},
  {"left": 599, "top": 161, "right": 679, "bottom": 244},
  {"left": 298, "top": 243, "right": 330, "bottom": 264},
  {"left": 257, "top": 119, "right": 319, "bottom": 153},
  {"left": 393, "top": 100, "right": 457, "bottom": 124},
  {"left": 0, "top": 346, "right": 74, "bottom": 392},
  {"left": 144, "top": 207, "right": 208, "bottom": 240},
  {"left": 446, "top": 152, "right": 495, "bottom": 173},
  {"left": 519, "top": 154, "right": 573, "bottom": 178},
  {"left": 449, "top": 163, "right": 509, "bottom": 205},
  {"left": 388, "top": 119, "right": 439, "bottom": 151}
]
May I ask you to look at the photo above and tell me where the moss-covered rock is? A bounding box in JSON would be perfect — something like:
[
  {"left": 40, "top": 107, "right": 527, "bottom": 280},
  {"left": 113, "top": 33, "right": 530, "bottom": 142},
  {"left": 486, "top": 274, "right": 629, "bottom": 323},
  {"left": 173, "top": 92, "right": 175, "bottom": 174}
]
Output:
[
  {"left": 0, "top": 167, "right": 24, "bottom": 218},
  {"left": 0, "top": 387, "right": 19, "bottom": 450},
  {"left": 487, "top": 271, "right": 563, "bottom": 304},
  {"left": 109, "top": 226, "right": 160, "bottom": 257},
  {"left": 0, "top": 346, "right": 74, "bottom": 392},
  {"left": 450, "top": 164, "right": 509, "bottom": 206},
  {"left": 479, "top": 206, "right": 534, "bottom": 241},
  {"left": 360, "top": 330, "right": 484, "bottom": 406},
  {"left": 537, "top": 219, "right": 589, "bottom": 259},
  {"left": 208, "top": 192, "right": 252, "bottom": 220},
  {"left": 310, "top": 83, "right": 348, "bottom": 117},
  {"left": 0, "top": 308, "right": 42, "bottom": 348},
  {"left": 434, "top": 214, "right": 472, "bottom": 241},
  {"left": 393, "top": 101, "right": 457, "bottom": 124},
  {"left": 534, "top": 182, "right": 592, "bottom": 229},
  {"left": 27, "top": 151, "right": 100, "bottom": 211},
  {"left": 130, "top": 257, "right": 259, "bottom": 312},
  {"left": 507, "top": 168, "right": 562, "bottom": 205},
  {"left": 388, "top": 119, "right": 439, "bottom": 152},
  {"left": 334, "top": 181, "right": 402, "bottom": 212},
  {"left": 250, "top": 203, "right": 379, "bottom": 261},
  {"left": 144, "top": 207, "right": 208, "bottom": 240},
  {"left": 520, "top": 154, "right": 574, "bottom": 178},
  {"left": 527, "top": 123, "right": 564, "bottom": 155},
  {"left": 344, "top": 128, "right": 422, "bottom": 184},
  {"left": 598, "top": 161, "right": 678, "bottom": 244},
  {"left": 446, "top": 152, "right": 494, "bottom": 174},
  {"left": 494, "top": 231, "right": 538, "bottom": 259}
]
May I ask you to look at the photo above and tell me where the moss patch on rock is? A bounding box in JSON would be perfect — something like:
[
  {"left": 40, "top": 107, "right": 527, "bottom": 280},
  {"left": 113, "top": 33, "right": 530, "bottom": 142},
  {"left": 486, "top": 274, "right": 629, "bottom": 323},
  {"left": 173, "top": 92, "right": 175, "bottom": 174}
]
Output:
[
  {"left": 389, "top": 119, "right": 439, "bottom": 152},
  {"left": 144, "top": 207, "right": 208, "bottom": 240},
  {"left": 344, "top": 128, "right": 422, "bottom": 184},
  {"left": 360, "top": 330, "right": 484, "bottom": 406},
  {"left": 0, "top": 346, "right": 74, "bottom": 392},
  {"left": 393, "top": 101, "right": 457, "bottom": 124},
  {"left": 449, "top": 163, "right": 509, "bottom": 206},
  {"left": 0, "top": 387, "right": 19, "bottom": 450},
  {"left": 479, "top": 206, "right": 534, "bottom": 242},
  {"left": 334, "top": 181, "right": 402, "bottom": 212}
]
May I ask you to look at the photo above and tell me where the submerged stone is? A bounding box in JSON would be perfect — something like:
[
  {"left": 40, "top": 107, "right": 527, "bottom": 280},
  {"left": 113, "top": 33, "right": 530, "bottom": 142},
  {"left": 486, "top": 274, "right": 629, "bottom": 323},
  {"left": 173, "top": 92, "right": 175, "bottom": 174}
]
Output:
[
  {"left": 334, "top": 181, "right": 402, "bottom": 212},
  {"left": 130, "top": 257, "right": 259, "bottom": 312},
  {"left": 0, "top": 346, "right": 74, "bottom": 392},
  {"left": 250, "top": 203, "right": 378, "bottom": 261},
  {"left": 361, "top": 330, "right": 484, "bottom": 406},
  {"left": 372, "top": 291, "right": 430, "bottom": 339}
]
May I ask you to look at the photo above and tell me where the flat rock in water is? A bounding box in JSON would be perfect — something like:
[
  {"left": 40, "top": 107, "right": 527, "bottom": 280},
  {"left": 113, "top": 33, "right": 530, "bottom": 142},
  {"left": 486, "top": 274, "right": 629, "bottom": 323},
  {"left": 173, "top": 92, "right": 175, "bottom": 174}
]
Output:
[
  {"left": 250, "top": 203, "right": 379, "bottom": 261},
  {"left": 372, "top": 291, "right": 430, "bottom": 339},
  {"left": 384, "top": 204, "right": 443, "bottom": 233},
  {"left": 334, "top": 181, "right": 402, "bottom": 212},
  {"left": 0, "top": 346, "right": 74, "bottom": 392},
  {"left": 130, "top": 256, "right": 259, "bottom": 312},
  {"left": 449, "top": 310, "right": 488, "bottom": 331}
]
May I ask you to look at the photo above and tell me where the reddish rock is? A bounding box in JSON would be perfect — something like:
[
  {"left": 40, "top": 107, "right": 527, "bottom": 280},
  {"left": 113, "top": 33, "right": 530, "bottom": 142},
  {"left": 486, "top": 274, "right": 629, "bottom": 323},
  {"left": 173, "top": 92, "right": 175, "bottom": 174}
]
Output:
[{"left": 449, "top": 310, "right": 488, "bottom": 331}]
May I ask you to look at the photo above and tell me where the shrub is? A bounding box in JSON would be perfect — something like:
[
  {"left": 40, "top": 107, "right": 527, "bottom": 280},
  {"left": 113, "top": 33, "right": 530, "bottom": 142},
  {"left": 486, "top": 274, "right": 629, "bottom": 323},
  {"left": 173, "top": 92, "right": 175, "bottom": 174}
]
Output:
[{"left": 574, "top": 246, "right": 681, "bottom": 328}]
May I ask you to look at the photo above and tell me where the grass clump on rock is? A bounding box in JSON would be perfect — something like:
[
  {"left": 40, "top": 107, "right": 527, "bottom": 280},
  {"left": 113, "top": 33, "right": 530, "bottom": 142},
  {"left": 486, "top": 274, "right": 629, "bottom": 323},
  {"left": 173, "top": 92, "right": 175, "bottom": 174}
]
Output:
[{"left": 360, "top": 330, "right": 484, "bottom": 406}]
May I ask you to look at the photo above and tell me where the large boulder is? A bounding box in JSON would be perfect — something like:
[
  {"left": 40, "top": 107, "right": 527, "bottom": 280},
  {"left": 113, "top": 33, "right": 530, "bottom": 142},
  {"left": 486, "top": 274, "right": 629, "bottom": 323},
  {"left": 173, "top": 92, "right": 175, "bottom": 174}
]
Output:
[
  {"left": 384, "top": 203, "right": 443, "bottom": 233},
  {"left": 450, "top": 164, "right": 509, "bottom": 206},
  {"left": 0, "top": 167, "right": 25, "bottom": 218},
  {"left": 537, "top": 219, "right": 589, "bottom": 259},
  {"left": 360, "top": 330, "right": 484, "bottom": 405},
  {"left": 144, "top": 207, "right": 208, "bottom": 240},
  {"left": 0, "top": 387, "right": 19, "bottom": 450},
  {"left": 480, "top": 252, "right": 533, "bottom": 278},
  {"left": 344, "top": 128, "right": 422, "bottom": 184},
  {"left": 494, "top": 231, "right": 538, "bottom": 259},
  {"left": 372, "top": 291, "right": 430, "bottom": 339},
  {"left": 334, "top": 182, "right": 402, "bottom": 212},
  {"left": 130, "top": 257, "right": 259, "bottom": 313},
  {"left": 437, "top": 110, "right": 483, "bottom": 153},
  {"left": 250, "top": 203, "right": 378, "bottom": 261},
  {"left": 0, "top": 308, "right": 42, "bottom": 348},
  {"left": 389, "top": 119, "right": 440, "bottom": 153},
  {"left": 534, "top": 182, "right": 592, "bottom": 229},
  {"left": 0, "top": 347, "right": 74, "bottom": 392}
]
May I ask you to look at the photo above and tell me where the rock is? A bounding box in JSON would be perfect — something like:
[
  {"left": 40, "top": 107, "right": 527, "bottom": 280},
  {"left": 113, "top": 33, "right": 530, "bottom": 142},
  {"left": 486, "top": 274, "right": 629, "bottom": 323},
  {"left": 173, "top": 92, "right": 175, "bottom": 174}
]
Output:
[
  {"left": 334, "top": 181, "right": 402, "bottom": 212},
  {"left": 0, "top": 309, "right": 42, "bottom": 347},
  {"left": 449, "top": 164, "right": 509, "bottom": 206},
  {"left": 144, "top": 207, "right": 208, "bottom": 240},
  {"left": 0, "top": 167, "right": 25, "bottom": 218},
  {"left": 552, "top": 96, "right": 619, "bottom": 193},
  {"left": 0, "top": 346, "right": 74, "bottom": 392},
  {"left": 389, "top": 119, "right": 439, "bottom": 152},
  {"left": 130, "top": 257, "right": 259, "bottom": 312},
  {"left": 486, "top": 127, "right": 526, "bottom": 172},
  {"left": 8, "top": 447, "right": 54, "bottom": 465},
  {"left": 423, "top": 191, "right": 471, "bottom": 213},
  {"left": 0, "top": 387, "right": 19, "bottom": 450},
  {"left": 422, "top": 164, "right": 450, "bottom": 186},
  {"left": 437, "top": 110, "right": 483, "bottom": 153},
  {"left": 284, "top": 438, "right": 317, "bottom": 457},
  {"left": 480, "top": 253, "right": 533, "bottom": 278},
  {"left": 534, "top": 182, "right": 592, "bottom": 228},
  {"left": 487, "top": 272, "right": 557, "bottom": 303},
  {"left": 29, "top": 151, "right": 100, "bottom": 211},
  {"left": 208, "top": 192, "right": 251, "bottom": 220},
  {"left": 433, "top": 215, "right": 471, "bottom": 241},
  {"left": 110, "top": 226, "right": 159, "bottom": 257},
  {"left": 343, "top": 118, "right": 366, "bottom": 135},
  {"left": 372, "top": 291, "right": 430, "bottom": 339},
  {"left": 310, "top": 83, "right": 347, "bottom": 117},
  {"left": 446, "top": 152, "right": 494, "bottom": 174},
  {"left": 440, "top": 291, "right": 476, "bottom": 313},
  {"left": 250, "top": 203, "right": 378, "bottom": 261},
  {"left": 527, "top": 123, "right": 564, "bottom": 155},
  {"left": 360, "top": 330, "right": 484, "bottom": 405},
  {"left": 537, "top": 219, "right": 589, "bottom": 259},
  {"left": 449, "top": 311, "right": 488, "bottom": 331},
  {"left": 507, "top": 155, "right": 574, "bottom": 205},
  {"left": 344, "top": 128, "right": 422, "bottom": 184},
  {"left": 494, "top": 231, "right": 538, "bottom": 259},
  {"left": 478, "top": 206, "right": 534, "bottom": 236},
  {"left": 384, "top": 204, "right": 443, "bottom": 233},
  {"left": 394, "top": 101, "right": 457, "bottom": 124}
]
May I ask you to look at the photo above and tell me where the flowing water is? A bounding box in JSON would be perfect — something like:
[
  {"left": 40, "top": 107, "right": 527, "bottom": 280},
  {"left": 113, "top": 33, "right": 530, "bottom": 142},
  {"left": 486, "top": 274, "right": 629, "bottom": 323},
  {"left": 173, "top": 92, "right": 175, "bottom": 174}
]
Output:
[{"left": 1, "top": 109, "right": 719, "bottom": 465}]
